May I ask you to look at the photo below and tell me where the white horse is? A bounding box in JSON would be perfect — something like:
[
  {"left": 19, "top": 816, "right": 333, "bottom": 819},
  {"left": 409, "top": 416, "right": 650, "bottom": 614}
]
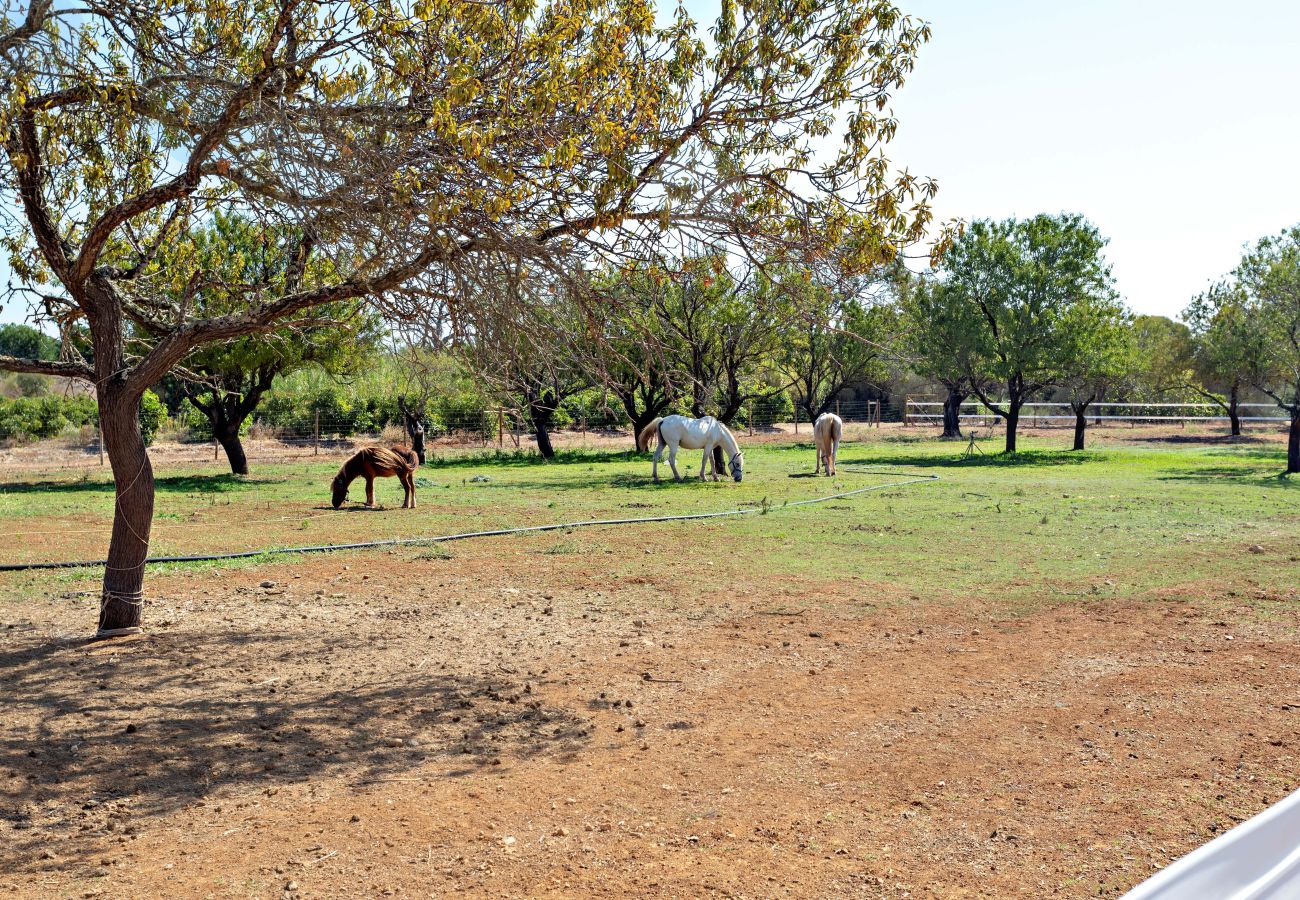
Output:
[
  {"left": 813, "top": 412, "right": 842, "bottom": 476},
  {"left": 637, "top": 415, "right": 745, "bottom": 483}
]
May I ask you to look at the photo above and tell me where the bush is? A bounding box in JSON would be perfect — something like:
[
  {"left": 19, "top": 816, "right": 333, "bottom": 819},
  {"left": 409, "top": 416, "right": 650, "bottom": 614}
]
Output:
[
  {"left": 138, "top": 390, "right": 166, "bottom": 446},
  {"left": 0, "top": 394, "right": 97, "bottom": 442}
]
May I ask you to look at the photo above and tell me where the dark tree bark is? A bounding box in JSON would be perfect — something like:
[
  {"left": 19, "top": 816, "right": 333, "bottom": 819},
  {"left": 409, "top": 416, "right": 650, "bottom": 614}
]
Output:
[
  {"left": 940, "top": 383, "right": 967, "bottom": 439},
  {"left": 531, "top": 408, "right": 555, "bottom": 458},
  {"left": 615, "top": 382, "right": 674, "bottom": 451},
  {"left": 1227, "top": 382, "right": 1241, "bottom": 437},
  {"left": 215, "top": 426, "right": 250, "bottom": 475},
  {"left": 970, "top": 376, "right": 1027, "bottom": 454},
  {"left": 1289, "top": 410, "right": 1300, "bottom": 474},
  {"left": 186, "top": 368, "right": 275, "bottom": 476},
  {"left": 527, "top": 388, "right": 558, "bottom": 459},
  {"left": 1070, "top": 399, "right": 1094, "bottom": 451},
  {"left": 1004, "top": 400, "right": 1021, "bottom": 453}
]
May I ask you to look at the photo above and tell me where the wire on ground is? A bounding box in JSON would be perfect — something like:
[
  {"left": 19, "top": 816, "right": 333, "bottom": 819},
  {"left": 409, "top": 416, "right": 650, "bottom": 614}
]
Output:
[{"left": 0, "top": 465, "right": 937, "bottom": 573}]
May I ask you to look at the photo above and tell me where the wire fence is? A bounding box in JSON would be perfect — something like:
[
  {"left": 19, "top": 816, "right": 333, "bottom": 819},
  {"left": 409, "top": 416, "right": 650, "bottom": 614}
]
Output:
[{"left": 0, "top": 396, "right": 1292, "bottom": 470}]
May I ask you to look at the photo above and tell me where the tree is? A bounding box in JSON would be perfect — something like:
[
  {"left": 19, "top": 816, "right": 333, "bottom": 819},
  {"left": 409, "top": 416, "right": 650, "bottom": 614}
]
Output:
[
  {"left": 1231, "top": 226, "right": 1300, "bottom": 473},
  {"left": 1183, "top": 284, "right": 1257, "bottom": 436},
  {"left": 0, "top": 0, "right": 944, "bottom": 636},
  {"left": 899, "top": 277, "right": 982, "bottom": 439},
  {"left": 464, "top": 269, "right": 593, "bottom": 459},
  {"left": 1128, "top": 316, "right": 1198, "bottom": 401},
  {"left": 777, "top": 266, "right": 898, "bottom": 424},
  {"left": 1055, "top": 296, "right": 1133, "bottom": 450},
  {"left": 939, "top": 214, "right": 1116, "bottom": 453},
  {"left": 160, "top": 216, "right": 382, "bottom": 474},
  {"left": 589, "top": 267, "right": 681, "bottom": 449},
  {"left": 0, "top": 323, "right": 57, "bottom": 360}
]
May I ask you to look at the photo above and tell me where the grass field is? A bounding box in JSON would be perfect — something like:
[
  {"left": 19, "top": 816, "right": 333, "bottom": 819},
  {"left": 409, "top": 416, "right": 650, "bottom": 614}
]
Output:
[
  {"left": 4, "top": 432, "right": 1297, "bottom": 609},
  {"left": 2, "top": 430, "right": 1299, "bottom": 898}
]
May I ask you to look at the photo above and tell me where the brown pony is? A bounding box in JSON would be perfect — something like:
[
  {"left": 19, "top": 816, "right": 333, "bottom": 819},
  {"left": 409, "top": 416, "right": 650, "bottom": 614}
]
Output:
[{"left": 331, "top": 446, "right": 419, "bottom": 509}]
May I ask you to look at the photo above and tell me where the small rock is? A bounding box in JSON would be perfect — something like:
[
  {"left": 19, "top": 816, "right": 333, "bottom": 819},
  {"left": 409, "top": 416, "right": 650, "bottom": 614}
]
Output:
[
  {"left": 124, "top": 723, "right": 137, "bottom": 734},
  {"left": 259, "top": 580, "right": 276, "bottom": 589},
  {"left": 350, "top": 814, "right": 361, "bottom": 823},
  {"left": 285, "top": 881, "right": 299, "bottom": 892},
  {"left": 1248, "top": 544, "right": 1265, "bottom": 554},
  {"left": 552, "top": 827, "right": 569, "bottom": 837}
]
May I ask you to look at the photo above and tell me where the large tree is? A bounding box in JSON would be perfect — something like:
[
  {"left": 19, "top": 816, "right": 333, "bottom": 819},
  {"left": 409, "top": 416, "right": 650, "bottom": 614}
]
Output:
[
  {"left": 1128, "top": 315, "right": 1198, "bottom": 402},
  {"left": 0, "top": 0, "right": 945, "bottom": 636},
  {"left": 777, "top": 265, "right": 898, "bottom": 424},
  {"left": 1183, "top": 284, "right": 1259, "bottom": 436},
  {"left": 939, "top": 214, "right": 1116, "bottom": 453},
  {"left": 588, "top": 266, "right": 681, "bottom": 448},
  {"left": 899, "top": 276, "right": 982, "bottom": 438},
  {"left": 1055, "top": 295, "right": 1133, "bottom": 450},
  {"left": 160, "top": 216, "right": 382, "bottom": 474},
  {"left": 1230, "top": 226, "right": 1300, "bottom": 472}
]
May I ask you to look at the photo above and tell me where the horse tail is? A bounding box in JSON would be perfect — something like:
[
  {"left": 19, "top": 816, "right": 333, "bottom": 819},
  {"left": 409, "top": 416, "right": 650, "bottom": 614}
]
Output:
[
  {"left": 393, "top": 446, "right": 419, "bottom": 470},
  {"left": 637, "top": 417, "right": 663, "bottom": 453},
  {"left": 832, "top": 415, "right": 843, "bottom": 442}
]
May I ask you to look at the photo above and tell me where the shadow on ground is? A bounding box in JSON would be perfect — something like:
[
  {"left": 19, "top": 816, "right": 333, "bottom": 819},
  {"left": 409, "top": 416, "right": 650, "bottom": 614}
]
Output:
[
  {"left": 0, "top": 473, "right": 283, "bottom": 495},
  {"left": 0, "top": 628, "right": 592, "bottom": 873},
  {"left": 854, "top": 449, "right": 1096, "bottom": 469}
]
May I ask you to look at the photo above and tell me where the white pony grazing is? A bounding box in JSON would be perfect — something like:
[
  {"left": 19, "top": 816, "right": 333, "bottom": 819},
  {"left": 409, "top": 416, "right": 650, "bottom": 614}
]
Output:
[
  {"left": 813, "top": 412, "right": 843, "bottom": 476},
  {"left": 637, "top": 414, "right": 745, "bottom": 483}
]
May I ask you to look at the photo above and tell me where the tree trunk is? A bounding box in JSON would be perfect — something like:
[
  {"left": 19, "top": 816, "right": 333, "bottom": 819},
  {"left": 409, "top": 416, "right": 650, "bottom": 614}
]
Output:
[
  {"left": 531, "top": 408, "right": 555, "bottom": 459},
  {"left": 941, "top": 386, "right": 965, "bottom": 439},
  {"left": 1289, "top": 410, "right": 1300, "bottom": 474},
  {"left": 1072, "top": 406, "right": 1087, "bottom": 451},
  {"left": 97, "top": 383, "right": 154, "bottom": 636},
  {"left": 216, "top": 426, "right": 250, "bottom": 475},
  {"left": 1004, "top": 397, "right": 1021, "bottom": 454},
  {"left": 1228, "top": 383, "right": 1241, "bottom": 437}
]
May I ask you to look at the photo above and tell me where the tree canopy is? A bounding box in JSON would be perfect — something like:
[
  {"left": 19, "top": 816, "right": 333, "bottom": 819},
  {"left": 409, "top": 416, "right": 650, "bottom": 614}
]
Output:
[
  {"left": 932, "top": 213, "right": 1118, "bottom": 452},
  {"left": 0, "top": 0, "right": 948, "bottom": 635}
]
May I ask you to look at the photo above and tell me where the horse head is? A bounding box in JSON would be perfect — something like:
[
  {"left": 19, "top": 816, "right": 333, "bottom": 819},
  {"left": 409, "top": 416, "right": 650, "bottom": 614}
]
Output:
[
  {"left": 730, "top": 451, "right": 744, "bottom": 482},
  {"left": 330, "top": 472, "right": 350, "bottom": 508}
]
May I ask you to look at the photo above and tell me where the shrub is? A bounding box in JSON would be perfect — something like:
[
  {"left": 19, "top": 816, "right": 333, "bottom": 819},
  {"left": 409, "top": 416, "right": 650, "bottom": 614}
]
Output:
[{"left": 138, "top": 390, "right": 166, "bottom": 446}]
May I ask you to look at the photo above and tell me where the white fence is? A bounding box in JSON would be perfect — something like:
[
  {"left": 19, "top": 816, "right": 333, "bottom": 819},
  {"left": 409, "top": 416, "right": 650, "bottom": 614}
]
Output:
[{"left": 904, "top": 400, "right": 1290, "bottom": 427}]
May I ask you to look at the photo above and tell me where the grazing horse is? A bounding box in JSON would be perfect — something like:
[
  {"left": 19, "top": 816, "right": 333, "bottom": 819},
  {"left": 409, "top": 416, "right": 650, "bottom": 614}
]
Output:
[
  {"left": 813, "top": 412, "right": 843, "bottom": 476},
  {"left": 637, "top": 415, "right": 745, "bottom": 483},
  {"left": 331, "top": 446, "right": 419, "bottom": 509}
]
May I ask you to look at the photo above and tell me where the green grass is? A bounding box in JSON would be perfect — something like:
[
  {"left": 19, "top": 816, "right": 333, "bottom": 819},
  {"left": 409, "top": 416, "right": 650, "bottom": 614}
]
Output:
[{"left": 2, "top": 435, "right": 1297, "bottom": 615}]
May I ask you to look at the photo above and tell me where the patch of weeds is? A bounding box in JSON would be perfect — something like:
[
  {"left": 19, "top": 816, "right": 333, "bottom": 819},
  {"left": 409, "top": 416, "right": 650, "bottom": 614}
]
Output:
[
  {"left": 413, "top": 546, "right": 453, "bottom": 561},
  {"left": 414, "top": 477, "right": 439, "bottom": 488},
  {"left": 540, "top": 540, "right": 582, "bottom": 555}
]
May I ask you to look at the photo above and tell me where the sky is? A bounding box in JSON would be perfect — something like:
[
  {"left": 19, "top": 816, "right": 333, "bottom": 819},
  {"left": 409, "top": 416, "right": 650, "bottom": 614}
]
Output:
[
  {"left": 867, "top": 0, "right": 1300, "bottom": 318},
  {"left": 4, "top": 0, "right": 1298, "bottom": 327}
]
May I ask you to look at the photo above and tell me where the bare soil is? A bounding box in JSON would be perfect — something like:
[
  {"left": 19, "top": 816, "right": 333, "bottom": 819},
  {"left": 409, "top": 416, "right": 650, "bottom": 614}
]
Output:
[{"left": 4, "top": 529, "right": 1298, "bottom": 899}]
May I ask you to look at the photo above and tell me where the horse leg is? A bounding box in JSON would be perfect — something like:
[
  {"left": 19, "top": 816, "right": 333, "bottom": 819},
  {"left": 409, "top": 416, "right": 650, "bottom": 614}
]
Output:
[
  {"left": 652, "top": 441, "right": 663, "bottom": 482},
  {"left": 830, "top": 438, "right": 838, "bottom": 476},
  {"left": 404, "top": 471, "right": 415, "bottom": 508},
  {"left": 365, "top": 475, "right": 375, "bottom": 507},
  {"left": 669, "top": 445, "right": 682, "bottom": 482},
  {"left": 699, "top": 442, "right": 710, "bottom": 481},
  {"left": 815, "top": 437, "right": 822, "bottom": 475}
]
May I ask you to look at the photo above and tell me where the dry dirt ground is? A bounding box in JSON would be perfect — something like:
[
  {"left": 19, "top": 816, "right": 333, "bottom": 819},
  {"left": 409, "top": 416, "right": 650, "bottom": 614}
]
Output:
[{"left": 3, "top": 527, "right": 1299, "bottom": 899}]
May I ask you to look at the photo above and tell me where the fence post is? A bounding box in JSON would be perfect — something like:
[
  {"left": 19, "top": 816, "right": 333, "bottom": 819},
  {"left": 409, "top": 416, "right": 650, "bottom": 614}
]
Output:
[
  {"left": 313, "top": 409, "right": 320, "bottom": 455},
  {"left": 903, "top": 394, "right": 911, "bottom": 426},
  {"left": 793, "top": 406, "right": 798, "bottom": 434},
  {"left": 581, "top": 414, "right": 587, "bottom": 447},
  {"left": 748, "top": 401, "right": 754, "bottom": 436},
  {"left": 497, "top": 408, "right": 504, "bottom": 448}
]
